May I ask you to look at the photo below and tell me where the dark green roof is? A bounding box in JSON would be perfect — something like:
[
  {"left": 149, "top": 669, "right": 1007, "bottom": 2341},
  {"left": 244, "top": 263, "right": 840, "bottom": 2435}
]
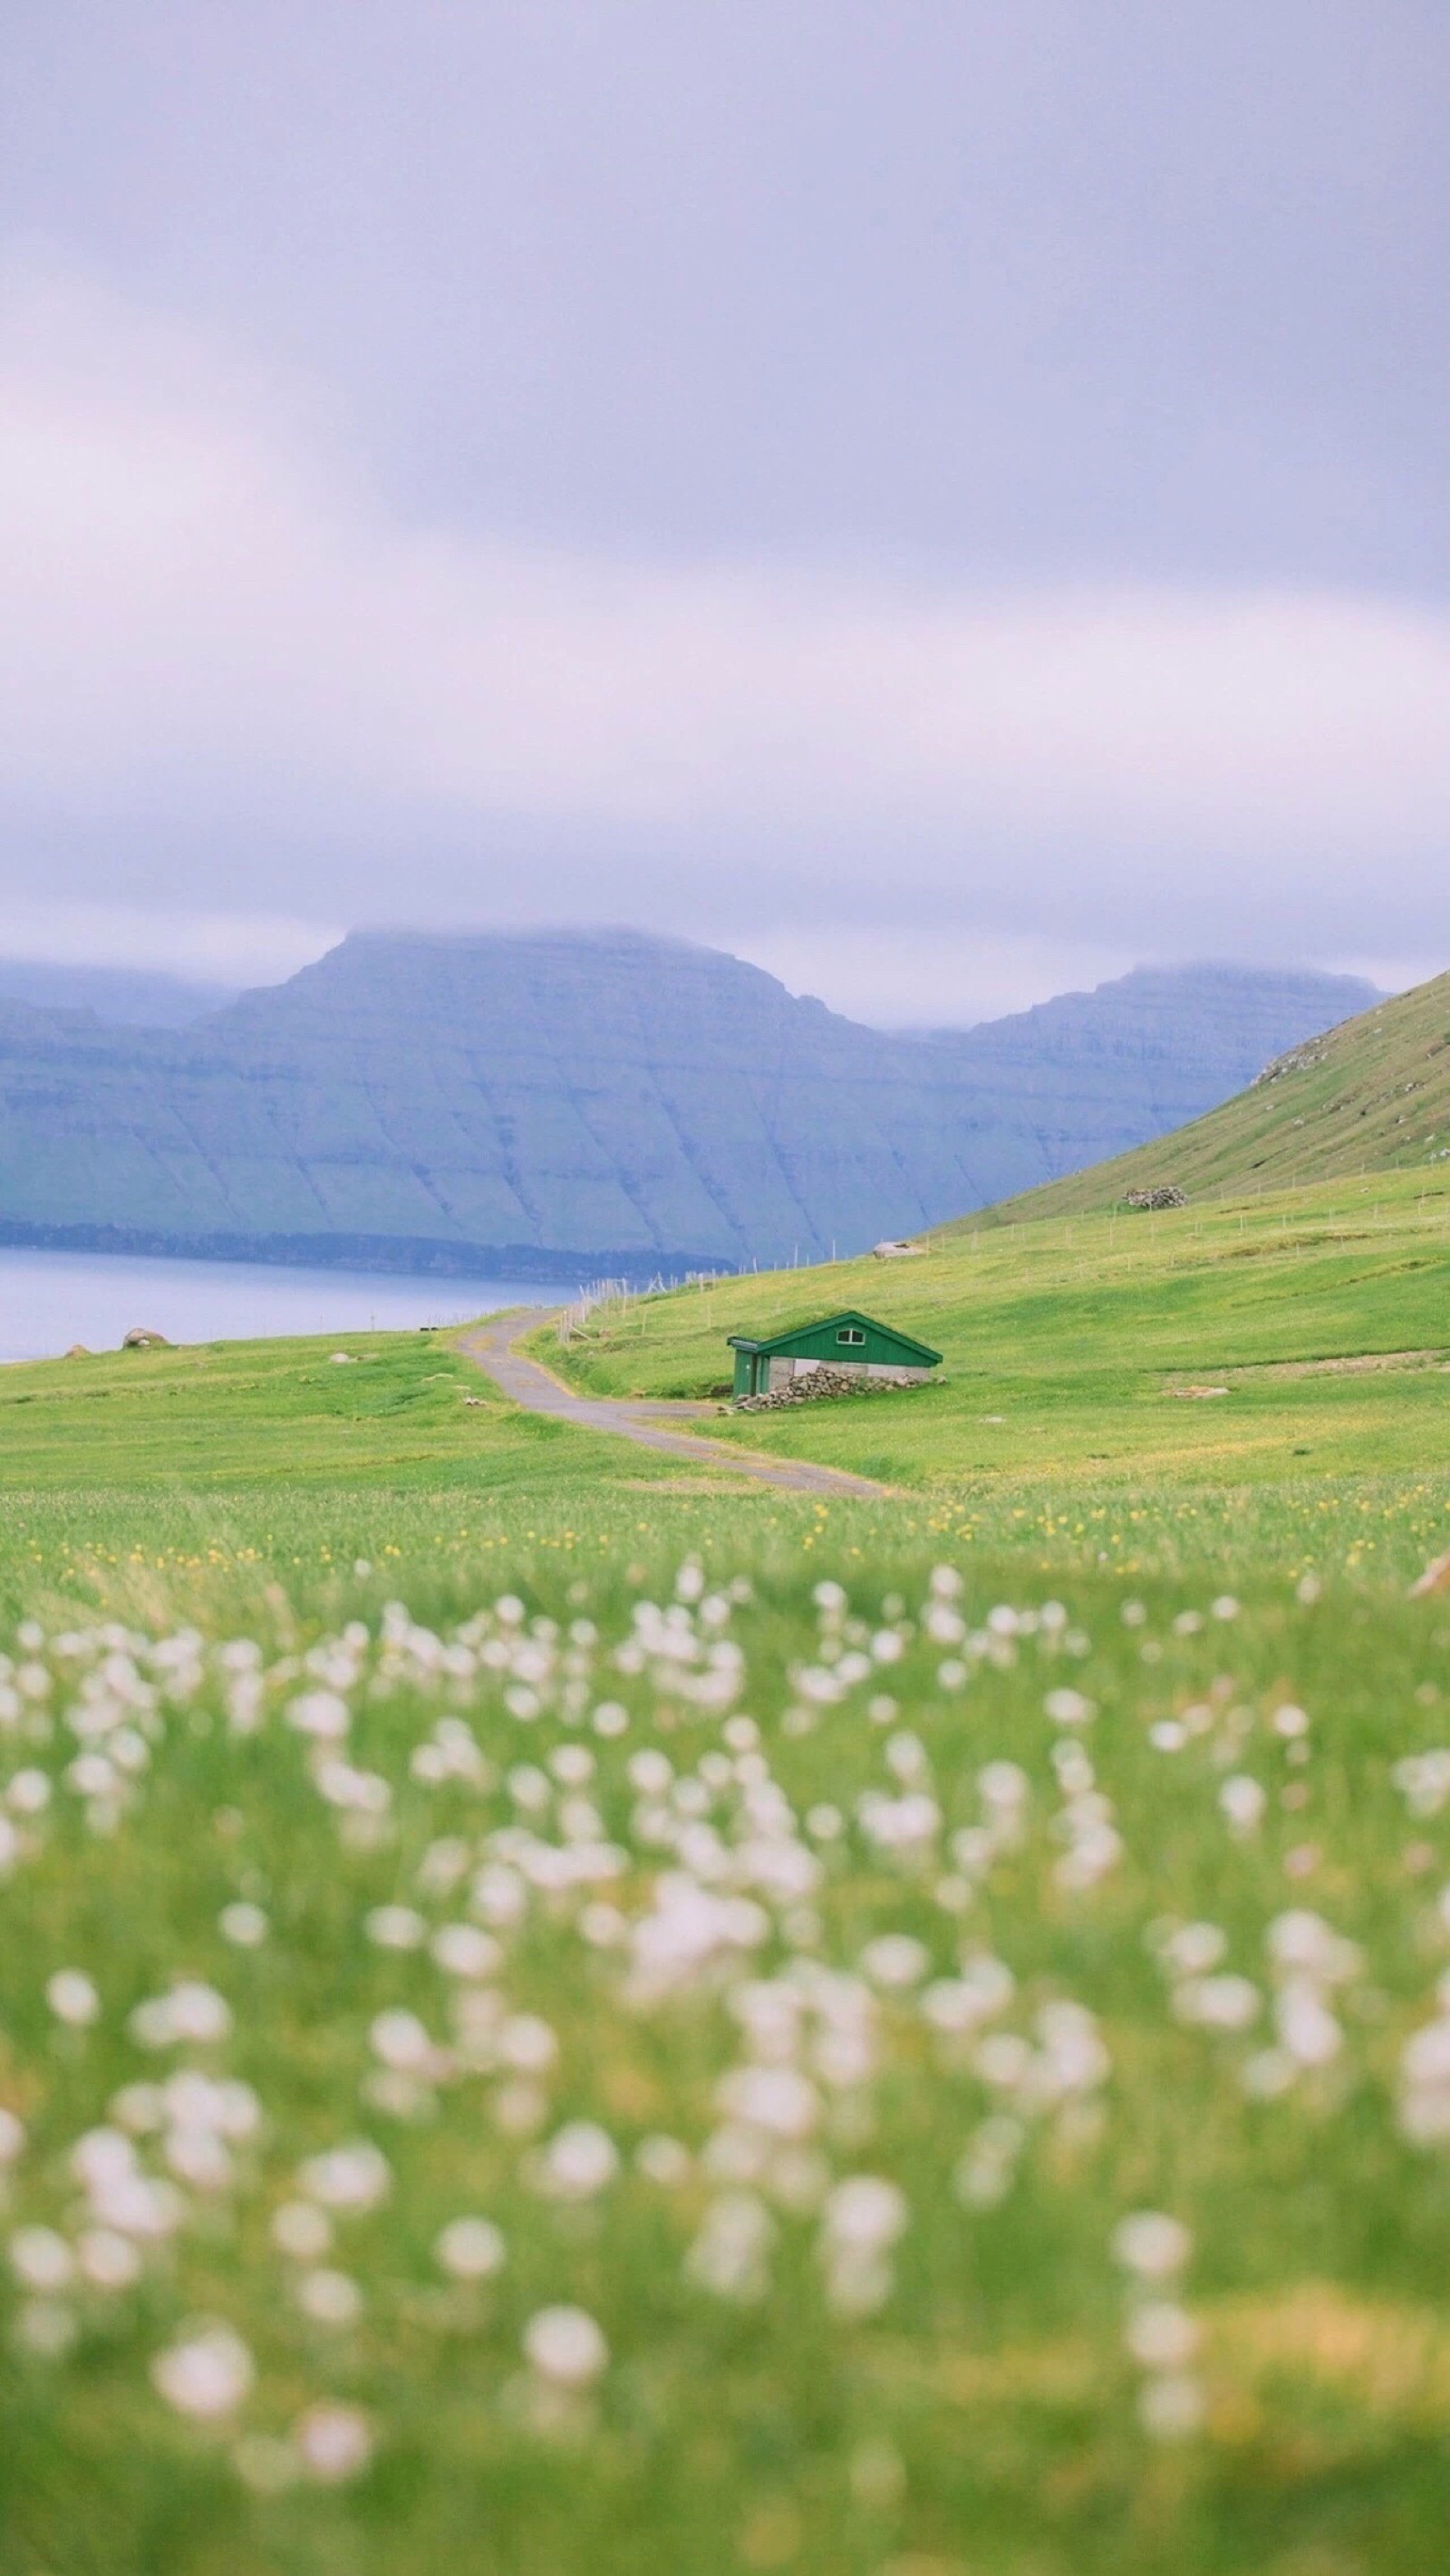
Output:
[{"left": 726, "top": 1308, "right": 942, "bottom": 1365}]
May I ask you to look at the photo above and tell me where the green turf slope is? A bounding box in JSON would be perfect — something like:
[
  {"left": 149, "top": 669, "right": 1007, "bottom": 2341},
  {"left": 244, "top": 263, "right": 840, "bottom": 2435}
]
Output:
[
  {"left": 976, "top": 968, "right": 1450, "bottom": 1221},
  {"left": 537, "top": 1163, "right": 1450, "bottom": 1552}
]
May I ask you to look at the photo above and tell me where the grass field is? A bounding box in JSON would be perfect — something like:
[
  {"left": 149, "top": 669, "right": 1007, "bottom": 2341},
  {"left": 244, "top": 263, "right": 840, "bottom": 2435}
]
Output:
[
  {"left": 537, "top": 1166, "right": 1450, "bottom": 1582},
  {"left": 3, "top": 1172, "right": 1450, "bottom": 2573}
]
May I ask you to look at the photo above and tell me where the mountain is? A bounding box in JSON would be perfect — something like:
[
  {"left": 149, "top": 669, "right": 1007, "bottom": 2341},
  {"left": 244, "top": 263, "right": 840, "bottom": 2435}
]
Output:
[
  {"left": 0, "top": 930, "right": 1380, "bottom": 1278},
  {"left": 979, "top": 969, "right": 1450, "bottom": 1225},
  {"left": 912, "top": 964, "right": 1380, "bottom": 1163},
  {"left": 0, "top": 960, "right": 237, "bottom": 1026}
]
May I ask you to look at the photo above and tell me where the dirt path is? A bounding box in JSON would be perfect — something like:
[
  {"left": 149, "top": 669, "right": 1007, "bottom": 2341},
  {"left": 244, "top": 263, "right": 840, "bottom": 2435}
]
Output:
[{"left": 458, "top": 1310, "right": 890, "bottom": 1500}]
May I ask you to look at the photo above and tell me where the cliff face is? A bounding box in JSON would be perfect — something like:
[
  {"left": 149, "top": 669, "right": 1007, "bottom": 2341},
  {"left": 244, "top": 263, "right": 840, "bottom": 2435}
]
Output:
[
  {"left": 919, "top": 965, "right": 1383, "bottom": 1180},
  {"left": 0, "top": 933, "right": 1378, "bottom": 1277}
]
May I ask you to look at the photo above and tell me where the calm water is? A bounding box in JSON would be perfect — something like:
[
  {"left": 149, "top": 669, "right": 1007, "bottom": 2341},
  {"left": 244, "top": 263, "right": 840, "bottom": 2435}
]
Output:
[{"left": 0, "top": 1249, "right": 561, "bottom": 1365}]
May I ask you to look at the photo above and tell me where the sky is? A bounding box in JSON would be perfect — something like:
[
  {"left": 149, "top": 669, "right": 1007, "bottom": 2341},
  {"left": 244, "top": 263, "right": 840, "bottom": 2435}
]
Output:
[{"left": 0, "top": 1, "right": 1445, "bottom": 1025}]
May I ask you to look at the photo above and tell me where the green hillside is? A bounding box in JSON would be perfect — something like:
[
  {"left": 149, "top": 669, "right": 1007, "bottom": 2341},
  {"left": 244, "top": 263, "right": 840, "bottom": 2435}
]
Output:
[
  {"left": 978, "top": 969, "right": 1450, "bottom": 1222},
  {"left": 538, "top": 1164, "right": 1450, "bottom": 1555},
  {"left": 0, "top": 1178, "right": 1449, "bottom": 2571}
]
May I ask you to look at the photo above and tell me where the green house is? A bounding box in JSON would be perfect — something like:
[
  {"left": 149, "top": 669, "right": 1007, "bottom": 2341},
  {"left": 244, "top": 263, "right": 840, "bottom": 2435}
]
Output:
[{"left": 727, "top": 1309, "right": 942, "bottom": 1400}]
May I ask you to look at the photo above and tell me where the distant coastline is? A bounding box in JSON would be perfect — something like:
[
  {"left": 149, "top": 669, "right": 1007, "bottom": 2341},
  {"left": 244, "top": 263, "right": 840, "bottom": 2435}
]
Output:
[{"left": 0, "top": 1219, "right": 726, "bottom": 1289}]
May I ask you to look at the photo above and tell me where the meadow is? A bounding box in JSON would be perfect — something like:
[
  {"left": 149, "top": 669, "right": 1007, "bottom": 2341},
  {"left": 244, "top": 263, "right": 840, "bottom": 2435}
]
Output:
[
  {"left": 1, "top": 1179, "right": 1449, "bottom": 2573},
  {"left": 539, "top": 1168, "right": 1450, "bottom": 1545}
]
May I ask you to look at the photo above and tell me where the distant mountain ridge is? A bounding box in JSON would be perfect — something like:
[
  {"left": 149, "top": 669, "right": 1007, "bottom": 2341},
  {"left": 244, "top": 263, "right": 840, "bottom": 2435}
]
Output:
[
  {"left": 0, "top": 960, "right": 237, "bottom": 1026},
  {"left": 0, "top": 931, "right": 1378, "bottom": 1278}
]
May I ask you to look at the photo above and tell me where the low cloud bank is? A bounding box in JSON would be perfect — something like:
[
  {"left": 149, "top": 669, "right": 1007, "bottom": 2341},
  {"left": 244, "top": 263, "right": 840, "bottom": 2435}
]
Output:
[{"left": 2, "top": 260, "right": 1446, "bottom": 987}]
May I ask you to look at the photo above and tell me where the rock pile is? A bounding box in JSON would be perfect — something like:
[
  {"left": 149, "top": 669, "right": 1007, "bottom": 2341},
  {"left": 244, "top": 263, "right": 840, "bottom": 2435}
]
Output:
[
  {"left": 730, "top": 1367, "right": 919, "bottom": 1415},
  {"left": 1123, "top": 1185, "right": 1186, "bottom": 1211}
]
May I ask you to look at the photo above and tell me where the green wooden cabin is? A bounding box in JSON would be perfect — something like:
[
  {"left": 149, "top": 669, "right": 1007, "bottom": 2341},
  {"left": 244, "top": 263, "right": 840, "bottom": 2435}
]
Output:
[{"left": 727, "top": 1309, "right": 942, "bottom": 1400}]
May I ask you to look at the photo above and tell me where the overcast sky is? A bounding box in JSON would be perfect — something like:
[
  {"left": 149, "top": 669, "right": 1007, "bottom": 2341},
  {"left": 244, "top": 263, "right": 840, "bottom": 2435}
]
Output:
[{"left": 0, "top": 2, "right": 1445, "bottom": 1022}]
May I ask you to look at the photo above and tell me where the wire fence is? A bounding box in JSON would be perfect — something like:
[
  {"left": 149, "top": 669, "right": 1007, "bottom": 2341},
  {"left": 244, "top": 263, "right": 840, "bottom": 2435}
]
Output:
[{"left": 554, "top": 1269, "right": 734, "bottom": 1344}]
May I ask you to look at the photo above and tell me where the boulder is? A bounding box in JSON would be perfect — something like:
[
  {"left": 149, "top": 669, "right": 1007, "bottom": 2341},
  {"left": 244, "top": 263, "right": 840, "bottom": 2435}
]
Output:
[{"left": 121, "top": 1327, "right": 171, "bottom": 1348}]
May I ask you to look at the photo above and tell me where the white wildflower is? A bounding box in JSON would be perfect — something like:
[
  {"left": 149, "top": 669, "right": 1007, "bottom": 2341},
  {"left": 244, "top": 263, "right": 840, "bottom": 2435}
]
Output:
[
  {"left": 76, "top": 2227, "right": 143, "bottom": 2289},
  {"left": 535, "top": 2121, "right": 620, "bottom": 2202},
  {"left": 1125, "top": 2301, "right": 1200, "bottom": 2369},
  {"left": 922, "top": 1956, "right": 1014, "bottom": 2036},
  {"left": 953, "top": 2115, "right": 1024, "bottom": 2207},
  {"left": 818, "top": 2175, "right": 908, "bottom": 2316},
  {"left": 1044, "top": 1688, "right": 1095, "bottom": 1727},
  {"left": 46, "top": 1969, "right": 100, "bottom": 2027},
  {"left": 364, "top": 1905, "right": 426, "bottom": 1950},
  {"left": 1112, "top": 2212, "right": 1191, "bottom": 2281},
  {"left": 635, "top": 2134, "right": 692, "bottom": 2186},
  {"left": 165, "top": 2126, "right": 234, "bottom": 2190},
  {"left": 285, "top": 1691, "right": 351, "bottom": 1741},
  {"left": 1274, "top": 1982, "right": 1342, "bottom": 2067},
  {"left": 716, "top": 2064, "right": 818, "bottom": 2140},
  {"left": 296, "top": 2140, "right": 391, "bottom": 2214},
  {"left": 218, "top": 1902, "right": 268, "bottom": 1947},
  {"left": 821, "top": 2174, "right": 906, "bottom": 2254},
  {"left": 430, "top": 1923, "right": 500, "bottom": 1979},
  {"left": 496, "top": 2014, "right": 558, "bottom": 2073},
  {"left": 10, "top": 2226, "right": 73, "bottom": 2292},
  {"left": 296, "top": 2268, "right": 363, "bottom": 2327},
  {"left": 436, "top": 2215, "right": 506, "bottom": 2280},
  {"left": 369, "top": 2010, "right": 440, "bottom": 2075},
  {"left": 272, "top": 2201, "right": 334, "bottom": 2260},
  {"left": 151, "top": 2322, "right": 255, "bottom": 2418},
  {"left": 686, "top": 2192, "right": 775, "bottom": 2301},
  {"left": 1218, "top": 1775, "right": 1266, "bottom": 1833},
  {"left": 1159, "top": 1923, "right": 1228, "bottom": 1975},
  {"left": 130, "top": 1982, "right": 232, "bottom": 2048},
  {"left": 295, "top": 2402, "right": 373, "bottom": 2483},
  {"left": 1265, "top": 1911, "right": 1361, "bottom": 1984},
  {"left": 859, "top": 1934, "right": 931, "bottom": 1990},
  {"left": 522, "top": 2303, "right": 609, "bottom": 2388},
  {"left": 1174, "top": 1975, "right": 1261, "bottom": 2031},
  {"left": 469, "top": 1865, "right": 527, "bottom": 1926}
]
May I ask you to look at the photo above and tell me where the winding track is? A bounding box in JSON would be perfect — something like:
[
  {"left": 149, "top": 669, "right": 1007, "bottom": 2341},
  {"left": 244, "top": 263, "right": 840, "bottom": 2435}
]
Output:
[{"left": 458, "top": 1309, "right": 889, "bottom": 1500}]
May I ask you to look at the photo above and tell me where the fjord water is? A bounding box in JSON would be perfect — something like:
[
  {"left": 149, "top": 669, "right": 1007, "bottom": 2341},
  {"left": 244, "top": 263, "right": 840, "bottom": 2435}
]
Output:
[{"left": 0, "top": 1248, "right": 558, "bottom": 1364}]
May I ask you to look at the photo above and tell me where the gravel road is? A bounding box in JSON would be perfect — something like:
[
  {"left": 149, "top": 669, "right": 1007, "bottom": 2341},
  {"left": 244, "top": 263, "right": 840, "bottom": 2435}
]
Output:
[{"left": 458, "top": 1309, "right": 890, "bottom": 1500}]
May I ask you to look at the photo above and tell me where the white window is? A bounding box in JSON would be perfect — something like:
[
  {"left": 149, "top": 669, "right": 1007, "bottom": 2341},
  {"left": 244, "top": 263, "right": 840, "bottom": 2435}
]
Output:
[{"left": 836, "top": 1327, "right": 865, "bottom": 1346}]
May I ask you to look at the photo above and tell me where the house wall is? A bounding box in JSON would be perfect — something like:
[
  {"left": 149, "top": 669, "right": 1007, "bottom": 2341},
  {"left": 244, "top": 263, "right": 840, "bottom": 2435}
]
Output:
[{"left": 765, "top": 1356, "right": 932, "bottom": 1391}]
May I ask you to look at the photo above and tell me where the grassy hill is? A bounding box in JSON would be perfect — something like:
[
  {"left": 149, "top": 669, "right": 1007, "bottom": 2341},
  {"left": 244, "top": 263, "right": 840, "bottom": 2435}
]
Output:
[
  {"left": 978, "top": 968, "right": 1450, "bottom": 1222},
  {"left": 0, "top": 1179, "right": 1449, "bottom": 2568},
  {"left": 537, "top": 1164, "right": 1450, "bottom": 1577}
]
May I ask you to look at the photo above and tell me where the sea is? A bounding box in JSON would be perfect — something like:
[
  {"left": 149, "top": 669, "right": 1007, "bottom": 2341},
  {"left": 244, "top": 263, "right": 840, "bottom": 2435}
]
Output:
[{"left": 0, "top": 1248, "right": 561, "bottom": 1365}]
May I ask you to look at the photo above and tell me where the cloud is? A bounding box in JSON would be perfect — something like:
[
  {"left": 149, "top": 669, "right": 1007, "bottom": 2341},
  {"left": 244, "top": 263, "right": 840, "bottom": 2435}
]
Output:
[
  {"left": 0, "top": 899, "right": 335, "bottom": 986},
  {"left": 730, "top": 927, "right": 1137, "bottom": 1028},
  {"left": 1, "top": 257, "right": 1447, "bottom": 970}
]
